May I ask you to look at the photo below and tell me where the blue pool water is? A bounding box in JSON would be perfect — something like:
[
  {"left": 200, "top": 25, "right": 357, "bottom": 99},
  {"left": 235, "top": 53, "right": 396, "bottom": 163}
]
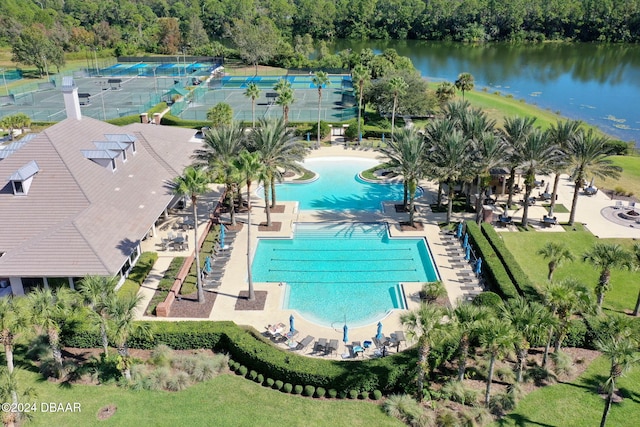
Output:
[
  {"left": 252, "top": 223, "right": 438, "bottom": 327},
  {"left": 273, "top": 157, "right": 414, "bottom": 211}
]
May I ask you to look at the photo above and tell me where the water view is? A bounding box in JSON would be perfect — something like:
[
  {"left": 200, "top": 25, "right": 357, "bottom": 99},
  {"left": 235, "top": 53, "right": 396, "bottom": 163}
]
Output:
[{"left": 331, "top": 40, "right": 640, "bottom": 145}]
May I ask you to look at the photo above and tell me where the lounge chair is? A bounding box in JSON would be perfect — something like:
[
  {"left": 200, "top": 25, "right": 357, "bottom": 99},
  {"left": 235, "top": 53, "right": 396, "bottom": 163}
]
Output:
[
  {"left": 327, "top": 339, "right": 339, "bottom": 355},
  {"left": 614, "top": 200, "right": 624, "bottom": 209},
  {"left": 314, "top": 338, "right": 327, "bottom": 353},
  {"left": 295, "top": 335, "right": 314, "bottom": 351}
]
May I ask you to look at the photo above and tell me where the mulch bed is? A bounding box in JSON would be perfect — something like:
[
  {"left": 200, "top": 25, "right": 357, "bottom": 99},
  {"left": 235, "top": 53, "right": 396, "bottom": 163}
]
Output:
[
  {"left": 234, "top": 290, "right": 267, "bottom": 311},
  {"left": 97, "top": 405, "right": 117, "bottom": 421},
  {"left": 267, "top": 204, "right": 286, "bottom": 213},
  {"left": 168, "top": 291, "right": 217, "bottom": 318},
  {"left": 399, "top": 221, "right": 424, "bottom": 231},
  {"left": 259, "top": 221, "right": 282, "bottom": 231}
]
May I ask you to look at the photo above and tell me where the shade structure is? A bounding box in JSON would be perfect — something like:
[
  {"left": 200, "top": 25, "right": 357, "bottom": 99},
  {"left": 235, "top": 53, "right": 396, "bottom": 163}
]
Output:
[
  {"left": 343, "top": 324, "right": 349, "bottom": 343},
  {"left": 289, "top": 314, "right": 295, "bottom": 333},
  {"left": 463, "top": 233, "right": 469, "bottom": 249},
  {"left": 465, "top": 244, "right": 471, "bottom": 261},
  {"left": 475, "top": 258, "right": 483, "bottom": 275},
  {"left": 376, "top": 322, "right": 383, "bottom": 340},
  {"left": 456, "top": 222, "right": 463, "bottom": 238},
  {"left": 204, "top": 256, "right": 212, "bottom": 274}
]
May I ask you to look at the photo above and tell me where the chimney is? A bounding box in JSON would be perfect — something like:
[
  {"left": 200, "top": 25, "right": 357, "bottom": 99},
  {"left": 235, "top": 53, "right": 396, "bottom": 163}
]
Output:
[
  {"left": 140, "top": 112, "right": 148, "bottom": 123},
  {"left": 153, "top": 113, "right": 161, "bottom": 125},
  {"left": 61, "top": 77, "right": 82, "bottom": 120}
]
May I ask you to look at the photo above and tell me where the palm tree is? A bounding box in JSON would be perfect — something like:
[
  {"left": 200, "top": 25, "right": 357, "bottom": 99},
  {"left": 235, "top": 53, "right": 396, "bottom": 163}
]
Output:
[
  {"left": 400, "top": 304, "right": 445, "bottom": 401},
  {"left": 633, "top": 243, "right": 640, "bottom": 316},
  {"left": 537, "top": 242, "right": 575, "bottom": 281},
  {"left": 435, "top": 81, "right": 457, "bottom": 105},
  {"left": 455, "top": 72, "right": 475, "bottom": 100},
  {"left": 107, "top": 294, "right": 148, "bottom": 382},
  {"left": 0, "top": 367, "right": 35, "bottom": 427},
  {"left": 472, "top": 131, "right": 506, "bottom": 224},
  {"left": 427, "top": 125, "right": 470, "bottom": 224},
  {"left": 234, "top": 150, "right": 264, "bottom": 301},
  {"left": 540, "top": 278, "right": 594, "bottom": 367},
  {"left": 596, "top": 335, "right": 640, "bottom": 427},
  {"left": 172, "top": 166, "right": 211, "bottom": 304},
  {"left": 244, "top": 82, "right": 261, "bottom": 128},
  {"left": 477, "top": 319, "right": 517, "bottom": 406},
  {"left": 502, "top": 298, "right": 554, "bottom": 383},
  {"left": 275, "top": 87, "right": 295, "bottom": 124},
  {"left": 388, "top": 76, "right": 408, "bottom": 140},
  {"left": 78, "top": 275, "right": 118, "bottom": 356},
  {"left": 547, "top": 120, "right": 582, "bottom": 215},
  {"left": 0, "top": 297, "right": 29, "bottom": 373},
  {"left": 311, "top": 71, "right": 330, "bottom": 149},
  {"left": 193, "top": 123, "right": 245, "bottom": 226},
  {"left": 583, "top": 243, "right": 634, "bottom": 311},
  {"left": 352, "top": 64, "right": 370, "bottom": 144},
  {"left": 565, "top": 129, "right": 621, "bottom": 225},
  {"left": 378, "top": 127, "right": 429, "bottom": 225},
  {"left": 273, "top": 78, "right": 292, "bottom": 95},
  {"left": 501, "top": 116, "right": 536, "bottom": 208},
  {"left": 27, "top": 288, "right": 76, "bottom": 378},
  {"left": 449, "top": 302, "right": 493, "bottom": 381}
]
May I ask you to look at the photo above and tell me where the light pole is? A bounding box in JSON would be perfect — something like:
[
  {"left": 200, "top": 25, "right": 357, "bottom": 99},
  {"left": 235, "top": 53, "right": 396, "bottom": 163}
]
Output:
[
  {"left": 95, "top": 81, "right": 107, "bottom": 120},
  {"left": 94, "top": 48, "right": 99, "bottom": 76},
  {"left": 152, "top": 67, "right": 158, "bottom": 96},
  {"left": 0, "top": 68, "right": 8, "bottom": 96},
  {"left": 42, "top": 55, "right": 49, "bottom": 82}
]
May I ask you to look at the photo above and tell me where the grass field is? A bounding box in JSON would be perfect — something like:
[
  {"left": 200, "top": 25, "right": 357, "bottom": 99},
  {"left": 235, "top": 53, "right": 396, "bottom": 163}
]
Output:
[
  {"left": 500, "top": 226, "right": 639, "bottom": 314},
  {"left": 13, "top": 369, "right": 401, "bottom": 427},
  {"left": 493, "top": 356, "right": 640, "bottom": 427}
]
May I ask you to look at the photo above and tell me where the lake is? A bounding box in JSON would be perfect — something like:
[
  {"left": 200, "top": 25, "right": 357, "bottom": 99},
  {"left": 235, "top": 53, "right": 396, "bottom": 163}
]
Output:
[{"left": 330, "top": 40, "right": 640, "bottom": 146}]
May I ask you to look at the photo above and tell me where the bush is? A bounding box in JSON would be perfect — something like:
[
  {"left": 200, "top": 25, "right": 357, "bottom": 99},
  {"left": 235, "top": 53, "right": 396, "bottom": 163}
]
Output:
[
  {"left": 283, "top": 383, "right": 293, "bottom": 393},
  {"left": 158, "top": 257, "right": 185, "bottom": 292},
  {"left": 127, "top": 252, "right": 158, "bottom": 285},
  {"left": 304, "top": 385, "right": 316, "bottom": 397},
  {"left": 472, "top": 291, "right": 502, "bottom": 308},
  {"left": 266, "top": 378, "right": 274, "bottom": 387},
  {"left": 465, "top": 221, "right": 518, "bottom": 300},
  {"left": 372, "top": 390, "right": 382, "bottom": 400},
  {"left": 564, "top": 318, "right": 588, "bottom": 348},
  {"left": 315, "top": 387, "right": 326, "bottom": 398},
  {"left": 249, "top": 370, "right": 258, "bottom": 381},
  {"left": 360, "top": 391, "right": 370, "bottom": 400},
  {"left": 306, "top": 121, "right": 330, "bottom": 139},
  {"left": 348, "top": 390, "right": 359, "bottom": 399},
  {"left": 238, "top": 365, "right": 248, "bottom": 376},
  {"left": 338, "top": 390, "right": 348, "bottom": 399},
  {"left": 344, "top": 118, "right": 363, "bottom": 141},
  {"left": 257, "top": 374, "right": 264, "bottom": 384},
  {"left": 384, "top": 394, "right": 424, "bottom": 425},
  {"left": 180, "top": 281, "right": 197, "bottom": 296},
  {"left": 293, "top": 384, "right": 303, "bottom": 395},
  {"left": 274, "top": 380, "right": 284, "bottom": 390},
  {"left": 605, "top": 140, "right": 630, "bottom": 155},
  {"left": 327, "top": 389, "right": 337, "bottom": 398}
]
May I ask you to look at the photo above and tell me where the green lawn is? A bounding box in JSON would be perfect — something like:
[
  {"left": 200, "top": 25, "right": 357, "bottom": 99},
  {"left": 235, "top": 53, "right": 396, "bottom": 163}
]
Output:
[
  {"left": 494, "top": 356, "right": 640, "bottom": 426},
  {"left": 15, "top": 370, "right": 401, "bottom": 427},
  {"left": 500, "top": 228, "right": 639, "bottom": 314}
]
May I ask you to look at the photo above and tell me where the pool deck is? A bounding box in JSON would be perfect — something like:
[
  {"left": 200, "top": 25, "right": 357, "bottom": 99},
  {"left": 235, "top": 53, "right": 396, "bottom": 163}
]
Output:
[{"left": 136, "top": 145, "right": 483, "bottom": 358}]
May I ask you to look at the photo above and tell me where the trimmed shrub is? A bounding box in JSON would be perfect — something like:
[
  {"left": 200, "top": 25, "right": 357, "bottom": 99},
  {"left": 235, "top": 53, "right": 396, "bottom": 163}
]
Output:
[
  {"left": 465, "top": 221, "right": 518, "bottom": 299},
  {"left": 249, "top": 370, "right": 258, "bottom": 380},
  {"left": 348, "top": 390, "right": 359, "bottom": 399},
  {"left": 257, "top": 374, "right": 264, "bottom": 384},
  {"left": 274, "top": 380, "right": 284, "bottom": 390},
  {"left": 360, "top": 391, "right": 370, "bottom": 400},
  {"left": 157, "top": 257, "right": 186, "bottom": 292},
  {"left": 338, "top": 390, "right": 348, "bottom": 399},
  {"left": 315, "top": 387, "right": 326, "bottom": 398},
  {"left": 293, "top": 384, "right": 303, "bottom": 395},
  {"left": 127, "top": 252, "right": 158, "bottom": 285},
  {"left": 283, "top": 383, "right": 293, "bottom": 393},
  {"left": 372, "top": 390, "right": 382, "bottom": 400},
  {"left": 327, "top": 389, "right": 337, "bottom": 398},
  {"left": 472, "top": 291, "right": 502, "bottom": 308},
  {"left": 304, "top": 385, "right": 316, "bottom": 397},
  {"left": 266, "top": 378, "right": 275, "bottom": 387},
  {"left": 238, "top": 366, "right": 248, "bottom": 376}
]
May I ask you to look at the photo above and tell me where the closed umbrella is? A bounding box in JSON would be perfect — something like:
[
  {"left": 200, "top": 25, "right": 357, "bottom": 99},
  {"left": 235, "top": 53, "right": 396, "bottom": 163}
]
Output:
[
  {"left": 465, "top": 244, "right": 471, "bottom": 261},
  {"left": 376, "top": 322, "right": 383, "bottom": 341},
  {"left": 475, "top": 258, "right": 483, "bottom": 275},
  {"left": 219, "top": 225, "right": 226, "bottom": 244},
  {"left": 289, "top": 314, "right": 295, "bottom": 333},
  {"left": 456, "top": 222, "right": 463, "bottom": 239},
  {"left": 343, "top": 324, "right": 349, "bottom": 344},
  {"left": 463, "top": 233, "right": 469, "bottom": 249},
  {"left": 204, "top": 256, "right": 212, "bottom": 274}
]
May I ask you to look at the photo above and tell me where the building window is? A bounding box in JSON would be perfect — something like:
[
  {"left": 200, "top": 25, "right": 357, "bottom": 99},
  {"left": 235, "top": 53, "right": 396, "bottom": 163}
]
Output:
[
  {"left": 111, "top": 158, "right": 117, "bottom": 171},
  {"left": 13, "top": 181, "right": 24, "bottom": 194},
  {"left": 122, "top": 148, "right": 127, "bottom": 162},
  {"left": 131, "top": 141, "right": 136, "bottom": 153}
]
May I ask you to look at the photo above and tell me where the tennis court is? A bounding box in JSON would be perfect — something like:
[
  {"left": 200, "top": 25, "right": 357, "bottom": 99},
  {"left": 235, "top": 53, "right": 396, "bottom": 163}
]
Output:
[{"left": 178, "top": 75, "right": 357, "bottom": 122}]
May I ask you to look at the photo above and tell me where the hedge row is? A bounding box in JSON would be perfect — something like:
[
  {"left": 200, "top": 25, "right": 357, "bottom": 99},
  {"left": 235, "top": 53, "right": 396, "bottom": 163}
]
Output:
[
  {"left": 61, "top": 320, "right": 416, "bottom": 393},
  {"left": 480, "top": 223, "right": 536, "bottom": 297},
  {"left": 127, "top": 252, "right": 158, "bottom": 285},
  {"left": 465, "top": 221, "right": 518, "bottom": 300}
]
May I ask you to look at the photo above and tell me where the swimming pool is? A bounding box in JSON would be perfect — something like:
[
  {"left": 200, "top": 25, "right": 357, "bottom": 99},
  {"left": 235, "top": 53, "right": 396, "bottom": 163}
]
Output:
[
  {"left": 273, "top": 157, "right": 417, "bottom": 211},
  {"left": 252, "top": 223, "right": 439, "bottom": 327}
]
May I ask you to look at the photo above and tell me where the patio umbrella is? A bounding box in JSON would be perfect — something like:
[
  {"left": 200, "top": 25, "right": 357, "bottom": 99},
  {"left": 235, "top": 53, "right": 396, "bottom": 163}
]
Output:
[
  {"left": 475, "top": 258, "right": 483, "bottom": 275},
  {"left": 463, "top": 232, "right": 469, "bottom": 249},
  {"left": 456, "top": 222, "right": 463, "bottom": 239},
  {"left": 376, "top": 322, "right": 383, "bottom": 340},
  {"left": 204, "top": 256, "right": 212, "bottom": 274},
  {"left": 289, "top": 314, "right": 295, "bottom": 333},
  {"left": 343, "top": 324, "right": 349, "bottom": 344},
  {"left": 465, "top": 244, "right": 471, "bottom": 261}
]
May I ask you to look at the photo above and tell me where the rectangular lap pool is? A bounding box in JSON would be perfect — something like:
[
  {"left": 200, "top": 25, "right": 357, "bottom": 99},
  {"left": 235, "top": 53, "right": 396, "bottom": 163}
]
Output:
[{"left": 251, "top": 222, "right": 439, "bottom": 327}]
